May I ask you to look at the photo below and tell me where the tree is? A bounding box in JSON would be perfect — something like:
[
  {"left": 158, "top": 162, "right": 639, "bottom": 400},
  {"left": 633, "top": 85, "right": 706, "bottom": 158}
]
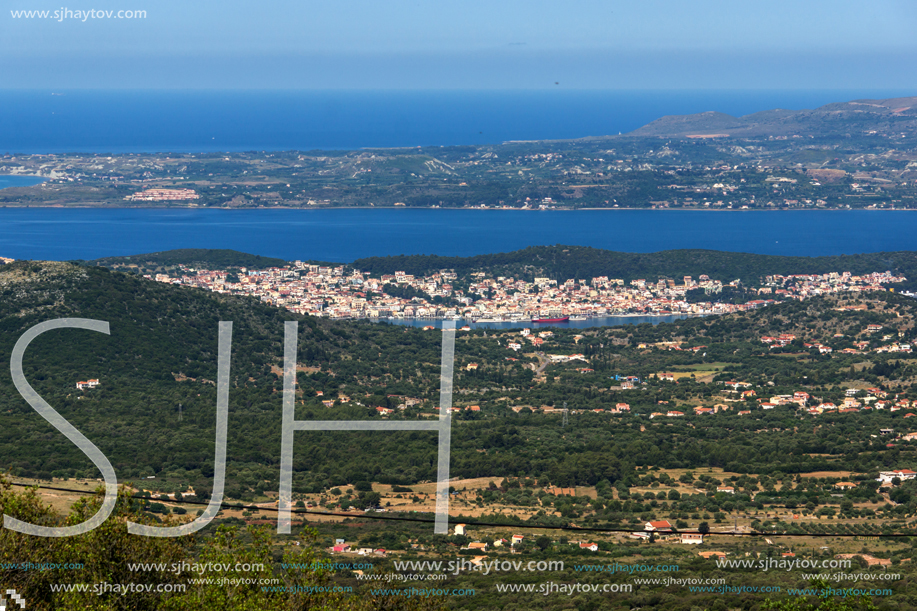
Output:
[
  {"left": 0, "top": 478, "right": 444, "bottom": 611},
  {"left": 698, "top": 522, "right": 710, "bottom": 534},
  {"left": 1, "top": 478, "right": 190, "bottom": 610},
  {"left": 534, "top": 535, "right": 552, "bottom": 551},
  {"left": 356, "top": 491, "right": 382, "bottom": 509}
]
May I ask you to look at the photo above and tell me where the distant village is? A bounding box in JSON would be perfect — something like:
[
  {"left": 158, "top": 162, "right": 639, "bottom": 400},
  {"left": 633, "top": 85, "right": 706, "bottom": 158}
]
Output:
[{"left": 147, "top": 261, "right": 906, "bottom": 321}]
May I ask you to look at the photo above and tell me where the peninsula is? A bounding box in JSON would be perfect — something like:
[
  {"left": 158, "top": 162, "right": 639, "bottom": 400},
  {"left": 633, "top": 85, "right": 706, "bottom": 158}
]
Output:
[{"left": 1, "top": 95, "right": 916, "bottom": 211}]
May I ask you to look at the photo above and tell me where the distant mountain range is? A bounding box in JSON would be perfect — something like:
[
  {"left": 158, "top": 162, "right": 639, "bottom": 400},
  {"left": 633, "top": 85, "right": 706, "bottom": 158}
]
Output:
[{"left": 627, "top": 95, "right": 917, "bottom": 138}]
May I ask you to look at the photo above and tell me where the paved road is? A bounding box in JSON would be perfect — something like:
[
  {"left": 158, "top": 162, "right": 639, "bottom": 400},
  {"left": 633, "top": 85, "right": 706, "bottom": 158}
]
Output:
[{"left": 533, "top": 352, "right": 549, "bottom": 376}]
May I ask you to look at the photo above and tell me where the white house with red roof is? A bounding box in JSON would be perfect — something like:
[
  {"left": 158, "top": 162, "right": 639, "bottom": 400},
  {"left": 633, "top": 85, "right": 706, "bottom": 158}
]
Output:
[
  {"left": 877, "top": 469, "right": 917, "bottom": 483},
  {"left": 76, "top": 378, "right": 100, "bottom": 390},
  {"left": 645, "top": 520, "right": 673, "bottom": 532}
]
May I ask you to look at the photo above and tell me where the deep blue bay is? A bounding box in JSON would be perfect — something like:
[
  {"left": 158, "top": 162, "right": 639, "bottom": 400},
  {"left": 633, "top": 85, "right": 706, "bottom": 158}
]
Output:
[
  {"left": 1, "top": 208, "right": 916, "bottom": 263},
  {"left": 0, "top": 175, "right": 46, "bottom": 189}
]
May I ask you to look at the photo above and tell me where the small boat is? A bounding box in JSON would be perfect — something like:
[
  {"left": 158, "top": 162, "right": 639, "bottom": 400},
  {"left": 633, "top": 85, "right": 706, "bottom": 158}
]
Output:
[{"left": 531, "top": 316, "right": 570, "bottom": 323}]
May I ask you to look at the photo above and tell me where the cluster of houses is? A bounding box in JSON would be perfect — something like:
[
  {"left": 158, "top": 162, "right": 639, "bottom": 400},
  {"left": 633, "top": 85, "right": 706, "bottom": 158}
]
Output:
[
  {"left": 366, "top": 368, "right": 917, "bottom": 419},
  {"left": 629, "top": 520, "right": 715, "bottom": 545},
  {"left": 800, "top": 387, "right": 917, "bottom": 415},
  {"left": 640, "top": 377, "right": 917, "bottom": 419},
  {"left": 330, "top": 539, "right": 388, "bottom": 556},
  {"left": 125, "top": 188, "right": 199, "bottom": 201},
  {"left": 146, "top": 260, "right": 905, "bottom": 322},
  {"left": 546, "top": 353, "right": 588, "bottom": 363},
  {"left": 316, "top": 393, "right": 431, "bottom": 416},
  {"left": 760, "top": 271, "right": 906, "bottom": 298},
  {"left": 762, "top": 327, "right": 913, "bottom": 355},
  {"left": 384, "top": 379, "right": 917, "bottom": 419},
  {"left": 329, "top": 514, "right": 907, "bottom": 561},
  {"left": 453, "top": 528, "right": 599, "bottom": 553}
]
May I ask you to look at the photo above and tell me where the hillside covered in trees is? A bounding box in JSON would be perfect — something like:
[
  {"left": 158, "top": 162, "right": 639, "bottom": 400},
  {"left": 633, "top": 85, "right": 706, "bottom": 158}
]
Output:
[
  {"left": 6, "top": 258, "right": 917, "bottom": 609},
  {"left": 4, "top": 260, "right": 917, "bottom": 505}
]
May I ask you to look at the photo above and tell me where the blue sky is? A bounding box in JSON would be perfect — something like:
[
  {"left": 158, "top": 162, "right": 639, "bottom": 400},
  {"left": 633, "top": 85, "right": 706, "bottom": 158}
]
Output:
[{"left": 3, "top": 0, "right": 916, "bottom": 89}]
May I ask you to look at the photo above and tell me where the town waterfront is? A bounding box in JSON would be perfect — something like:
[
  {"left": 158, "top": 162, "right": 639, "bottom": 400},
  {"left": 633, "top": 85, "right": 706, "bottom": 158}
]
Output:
[{"left": 375, "top": 315, "right": 694, "bottom": 330}]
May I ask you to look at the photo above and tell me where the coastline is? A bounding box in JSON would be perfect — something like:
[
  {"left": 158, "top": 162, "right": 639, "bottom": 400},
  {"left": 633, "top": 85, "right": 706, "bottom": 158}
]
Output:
[
  {"left": 0, "top": 175, "right": 905, "bottom": 213},
  {"left": 365, "top": 312, "right": 703, "bottom": 321},
  {"left": 370, "top": 313, "right": 700, "bottom": 329},
  {"left": 0, "top": 200, "right": 906, "bottom": 212}
]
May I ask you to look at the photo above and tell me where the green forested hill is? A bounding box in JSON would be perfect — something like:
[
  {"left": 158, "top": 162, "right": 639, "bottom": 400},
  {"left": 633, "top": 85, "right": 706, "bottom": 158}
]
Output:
[
  {"left": 87, "top": 248, "right": 289, "bottom": 272},
  {"left": 4, "top": 260, "right": 917, "bottom": 513},
  {"left": 0, "top": 261, "right": 301, "bottom": 495},
  {"left": 0, "top": 261, "right": 446, "bottom": 501}
]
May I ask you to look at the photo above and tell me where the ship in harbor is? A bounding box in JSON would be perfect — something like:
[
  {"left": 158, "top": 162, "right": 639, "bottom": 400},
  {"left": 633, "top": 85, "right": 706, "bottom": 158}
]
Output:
[{"left": 531, "top": 316, "right": 570, "bottom": 323}]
